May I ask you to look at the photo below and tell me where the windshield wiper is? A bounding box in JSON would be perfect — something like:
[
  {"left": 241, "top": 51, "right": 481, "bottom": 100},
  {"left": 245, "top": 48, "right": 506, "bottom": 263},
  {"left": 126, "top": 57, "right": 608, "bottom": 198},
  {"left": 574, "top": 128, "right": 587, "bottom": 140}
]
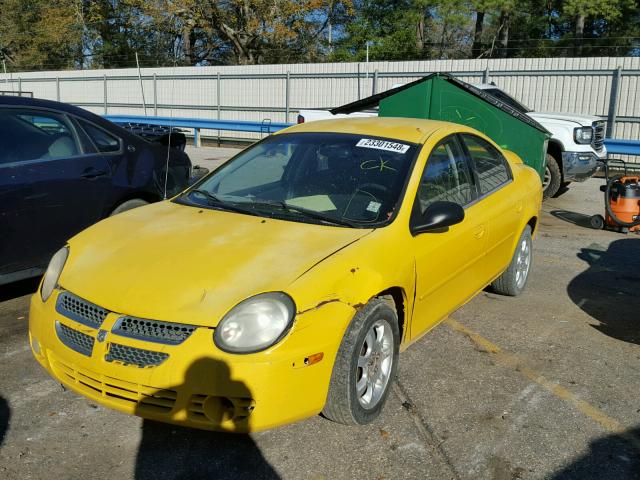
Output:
[
  {"left": 250, "top": 200, "right": 358, "bottom": 228},
  {"left": 185, "top": 189, "right": 258, "bottom": 216}
]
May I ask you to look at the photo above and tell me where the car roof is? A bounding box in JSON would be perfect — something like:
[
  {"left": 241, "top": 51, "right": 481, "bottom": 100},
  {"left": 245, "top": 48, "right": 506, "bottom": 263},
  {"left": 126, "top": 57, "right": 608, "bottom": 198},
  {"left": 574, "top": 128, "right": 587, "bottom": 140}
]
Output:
[
  {"left": 277, "top": 117, "right": 473, "bottom": 144},
  {"left": 0, "top": 95, "right": 135, "bottom": 138},
  {"left": 0, "top": 95, "right": 92, "bottom": 116}
]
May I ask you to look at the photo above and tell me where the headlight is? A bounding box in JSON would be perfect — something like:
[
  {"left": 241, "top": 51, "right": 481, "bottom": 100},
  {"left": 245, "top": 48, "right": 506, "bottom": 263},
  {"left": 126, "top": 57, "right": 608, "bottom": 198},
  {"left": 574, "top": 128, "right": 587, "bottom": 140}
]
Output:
[
  {"left": 40, "top": 246, "right": 69, "bottom": 302},
  {"left": 214, "top": 292, "right": 295, "bottom": 353},
  {"left": 574, "top": 127, "right": 593, "bottom": 144}
]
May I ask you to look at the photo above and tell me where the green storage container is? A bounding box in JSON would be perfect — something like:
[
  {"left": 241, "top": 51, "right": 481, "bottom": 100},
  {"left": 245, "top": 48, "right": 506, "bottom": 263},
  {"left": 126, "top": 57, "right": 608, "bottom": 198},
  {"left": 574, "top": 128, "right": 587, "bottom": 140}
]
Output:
[{"left": 331, "top": 73, "right": 550, "bottom": 180}]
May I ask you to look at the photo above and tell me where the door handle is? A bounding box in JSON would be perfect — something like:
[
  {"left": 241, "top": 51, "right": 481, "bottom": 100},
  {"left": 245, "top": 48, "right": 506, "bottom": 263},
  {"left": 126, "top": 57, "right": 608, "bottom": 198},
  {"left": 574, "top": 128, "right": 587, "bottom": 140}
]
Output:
[
  {"left": 81, "top": 170, "right": 108, "bottom": 179},
  {"left": 473, "top": 225, "right": 486, "bottom": 239}
]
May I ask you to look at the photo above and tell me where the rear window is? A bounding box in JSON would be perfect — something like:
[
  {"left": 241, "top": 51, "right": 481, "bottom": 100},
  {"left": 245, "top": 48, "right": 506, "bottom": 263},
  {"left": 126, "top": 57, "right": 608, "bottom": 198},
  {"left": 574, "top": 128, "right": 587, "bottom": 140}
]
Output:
[
  {"left": 78, "top": 119, "right": 121, "bottom": 153},
  {"left": 461, "top": 134, "right": 511, "bottom": 195}
]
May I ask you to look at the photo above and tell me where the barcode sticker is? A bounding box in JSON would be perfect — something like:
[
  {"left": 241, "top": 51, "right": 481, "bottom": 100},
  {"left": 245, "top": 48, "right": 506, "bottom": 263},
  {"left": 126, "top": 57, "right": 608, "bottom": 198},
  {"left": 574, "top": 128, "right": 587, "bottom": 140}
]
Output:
[{"left": 356, "top": 138, "right": 410, "bottom": 154}]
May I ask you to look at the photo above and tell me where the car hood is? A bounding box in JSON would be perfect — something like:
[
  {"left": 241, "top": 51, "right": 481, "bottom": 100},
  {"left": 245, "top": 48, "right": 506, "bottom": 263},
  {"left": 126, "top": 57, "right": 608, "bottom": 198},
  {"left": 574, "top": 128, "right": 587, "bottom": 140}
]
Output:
[
  {"left": 60, "top": 201, "right": 373, "bottom": 327},
  {"left": 528, "top": 111, "right": 601, "bottom": 127}
]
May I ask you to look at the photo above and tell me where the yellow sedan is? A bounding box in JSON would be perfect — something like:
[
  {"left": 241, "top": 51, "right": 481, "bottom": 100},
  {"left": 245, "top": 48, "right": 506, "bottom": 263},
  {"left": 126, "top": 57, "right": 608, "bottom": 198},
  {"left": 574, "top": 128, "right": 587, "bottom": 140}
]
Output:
[{"left": 29, "top": 117, "right": 541, "bottom": 432}]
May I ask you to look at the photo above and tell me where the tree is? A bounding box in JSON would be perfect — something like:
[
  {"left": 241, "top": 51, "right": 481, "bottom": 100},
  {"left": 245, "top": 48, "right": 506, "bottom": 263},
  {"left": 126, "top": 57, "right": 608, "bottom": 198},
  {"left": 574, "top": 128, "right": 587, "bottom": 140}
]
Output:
[
  {"left": 331, "top": 0, "right": 434, "bottom": 61},
  {"left": 0, "top": 0, "right": 83, "bottom": 70},
  {"left": 563, "top": 0, "right": 637, "bottom": 56}
]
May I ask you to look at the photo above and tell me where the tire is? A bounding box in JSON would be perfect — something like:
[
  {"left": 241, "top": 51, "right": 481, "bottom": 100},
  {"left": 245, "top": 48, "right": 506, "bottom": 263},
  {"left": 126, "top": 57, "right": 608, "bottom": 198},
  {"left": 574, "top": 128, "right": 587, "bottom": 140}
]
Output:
[
  {"left": 542, "top": 154, "right": 562, "bottom": 200},
  {"left": 110, "top": 198, "right": 149, "bottom": 216},
  {"left": 491, "top": 226, "right": 532, "bottom": 297},
  {"left": 322, "top": 297, "right": 399, "bottom": 425},
  {"left": 589, "top": 214, "right": 605, "bottom": 230}
]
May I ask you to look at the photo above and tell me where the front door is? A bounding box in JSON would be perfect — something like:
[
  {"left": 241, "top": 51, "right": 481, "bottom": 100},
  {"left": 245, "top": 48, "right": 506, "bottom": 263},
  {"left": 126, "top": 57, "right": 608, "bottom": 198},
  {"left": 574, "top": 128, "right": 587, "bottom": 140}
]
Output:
[{"left": 409, "top": 135, "right": 488, "bottom": 339}]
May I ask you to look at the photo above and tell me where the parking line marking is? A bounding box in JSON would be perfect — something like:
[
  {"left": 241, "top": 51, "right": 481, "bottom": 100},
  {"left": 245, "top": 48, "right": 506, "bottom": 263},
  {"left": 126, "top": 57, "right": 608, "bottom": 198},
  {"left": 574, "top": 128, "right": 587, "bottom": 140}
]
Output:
[{"left": 445, "top": 317, "right": 640, "bottom": 452}]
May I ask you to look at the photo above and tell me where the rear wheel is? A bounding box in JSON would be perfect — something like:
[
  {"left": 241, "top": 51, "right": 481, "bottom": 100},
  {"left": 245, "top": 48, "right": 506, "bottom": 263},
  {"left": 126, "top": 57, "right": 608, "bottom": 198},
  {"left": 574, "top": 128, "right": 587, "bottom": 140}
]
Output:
[
  {"left": 110, "top": 198, "right": 149, "bottom": 216},
  {"left": 542, "top": 154, "right": 562, "bottom": 200},
  {"left": 323, "top": 298, "right": 399, "bottom": 425},
  {"left": 491, "top": 226, "right": 532, "bottom": 296}
]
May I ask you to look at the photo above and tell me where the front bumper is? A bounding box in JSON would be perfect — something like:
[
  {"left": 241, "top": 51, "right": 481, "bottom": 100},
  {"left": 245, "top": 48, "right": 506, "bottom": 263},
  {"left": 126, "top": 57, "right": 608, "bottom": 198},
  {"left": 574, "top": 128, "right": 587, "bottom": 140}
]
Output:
[
  {"left": 561, "top": 151, "right": 602, "bottom": 182},
  {"left": 29, "top": 289, "right": 352, "bottom": 432}
]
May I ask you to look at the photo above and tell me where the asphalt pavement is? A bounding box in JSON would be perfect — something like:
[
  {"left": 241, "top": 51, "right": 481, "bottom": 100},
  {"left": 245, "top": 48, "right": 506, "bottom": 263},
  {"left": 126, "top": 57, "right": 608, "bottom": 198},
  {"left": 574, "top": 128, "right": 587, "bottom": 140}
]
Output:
[{"left": 0, "top": 148, "right": 638, "bottom": 479}]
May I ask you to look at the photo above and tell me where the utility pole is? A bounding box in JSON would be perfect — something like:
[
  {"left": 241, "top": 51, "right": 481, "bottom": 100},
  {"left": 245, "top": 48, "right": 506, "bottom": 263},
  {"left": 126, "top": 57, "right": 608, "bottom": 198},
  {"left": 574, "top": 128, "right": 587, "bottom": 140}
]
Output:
[
  {"left": 2, "top": 60, "right": 7, "bottom": 89},
  {"left": 135, "top": 52, "right": 148, "bottom": 116},
  {"left": 365, "top": 42, "right": 371, "bottom": 79}
]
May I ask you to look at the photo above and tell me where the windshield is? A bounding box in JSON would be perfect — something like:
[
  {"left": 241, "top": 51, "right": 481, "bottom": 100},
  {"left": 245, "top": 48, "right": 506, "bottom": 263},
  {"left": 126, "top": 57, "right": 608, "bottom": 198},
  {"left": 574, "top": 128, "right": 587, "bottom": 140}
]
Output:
[
  {"left": 179, "top": 132, "right": 418, "bottom": 227},
  {"left": 485, "top": 88, "right": 532, "bottom": 113}
]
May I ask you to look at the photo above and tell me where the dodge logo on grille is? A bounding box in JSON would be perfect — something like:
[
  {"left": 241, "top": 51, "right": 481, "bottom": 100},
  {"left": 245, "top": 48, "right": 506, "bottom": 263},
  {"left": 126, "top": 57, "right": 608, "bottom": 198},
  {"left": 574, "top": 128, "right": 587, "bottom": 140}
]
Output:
[{"left": 97, "top": 330, "right": 108, "bottom": 343}]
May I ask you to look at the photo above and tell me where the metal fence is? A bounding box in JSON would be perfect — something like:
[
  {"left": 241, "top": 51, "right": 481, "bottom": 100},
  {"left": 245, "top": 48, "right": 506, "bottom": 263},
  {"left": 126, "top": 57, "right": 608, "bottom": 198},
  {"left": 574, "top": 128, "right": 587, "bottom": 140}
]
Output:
[{"left": 2, "top": 57, "right": 639, "bottom": 145}]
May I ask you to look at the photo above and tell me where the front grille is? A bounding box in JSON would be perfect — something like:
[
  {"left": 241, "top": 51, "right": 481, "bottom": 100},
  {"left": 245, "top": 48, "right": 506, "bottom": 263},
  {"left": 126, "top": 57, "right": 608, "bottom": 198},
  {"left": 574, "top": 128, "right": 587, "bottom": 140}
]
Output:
[
  {"left": 50, "top": 356, "right": 177, "bottom": 415},
  {"left": 55, "top": 321, "right": 95, "bottom": 356},
  {"left": 112, "top": 317, "right": 196, "bottom": 345},
  {"left": 105, "top": 343, "right": 169, "bottom": 368},
  {"left": 56, "top": 291, "right": 109, "bottom": 329},
  {"left": 592, "top": 121, "right": 605, "bottom": 152}
]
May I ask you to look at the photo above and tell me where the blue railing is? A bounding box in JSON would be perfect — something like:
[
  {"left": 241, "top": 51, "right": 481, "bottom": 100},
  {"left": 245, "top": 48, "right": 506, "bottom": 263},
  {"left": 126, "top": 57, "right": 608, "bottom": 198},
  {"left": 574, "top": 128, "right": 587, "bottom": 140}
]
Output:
[
  {"left": 104, "top": 115, "right": 293, "bottom": 146},
  {"left": 604, "top": 139, "right": 640, "bottom": 156},
  {"left": 104, "top": 114, "right": 639, "bottom": 155}
]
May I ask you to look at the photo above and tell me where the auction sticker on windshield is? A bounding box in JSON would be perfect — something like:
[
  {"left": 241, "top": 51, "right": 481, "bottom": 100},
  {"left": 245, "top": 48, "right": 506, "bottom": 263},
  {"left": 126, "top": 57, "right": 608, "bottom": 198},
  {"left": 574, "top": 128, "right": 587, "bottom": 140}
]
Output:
[{"left": 356, "top": 138, "right": 410, "bottom": 154}]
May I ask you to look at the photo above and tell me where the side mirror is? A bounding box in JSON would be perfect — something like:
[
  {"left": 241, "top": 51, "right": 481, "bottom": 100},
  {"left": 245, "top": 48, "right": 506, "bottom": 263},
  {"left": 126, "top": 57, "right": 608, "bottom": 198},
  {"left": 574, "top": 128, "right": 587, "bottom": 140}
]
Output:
[{"left": 411, "top": 201, "right": 465, "bottom": 235}]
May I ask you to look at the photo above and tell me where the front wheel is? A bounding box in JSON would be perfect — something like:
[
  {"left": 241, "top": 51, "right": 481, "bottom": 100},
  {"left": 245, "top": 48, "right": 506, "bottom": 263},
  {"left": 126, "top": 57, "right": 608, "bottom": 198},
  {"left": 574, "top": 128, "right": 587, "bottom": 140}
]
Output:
[
  {"left": 542, "top": 154, "right": 562, "bottom": 200},
  {"left": 322, "top": 298, "right": 399, "bottom": 425},
  {"left": 491, "top": 226, "right": 533, "bottom": 296},
  {"left": 110, "top": 198, "right": 149, "bottom": 216}
]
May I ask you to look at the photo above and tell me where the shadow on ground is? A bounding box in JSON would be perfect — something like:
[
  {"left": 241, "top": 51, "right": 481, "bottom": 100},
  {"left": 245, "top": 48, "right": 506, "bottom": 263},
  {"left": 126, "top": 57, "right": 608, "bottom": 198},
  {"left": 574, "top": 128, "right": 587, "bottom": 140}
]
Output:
[
  {"left": 551, "top": 426, "right": 640, "bottom": 479},
  {"left": 135, "top": 357, "right": 279, "bottom": 480},
  {"left": 0, "top": 396, "right": 9, "bottom": 448},
  {"left": 0, "top": 277, "right": 40, "bottom": 303},
  {"left": 567, "top": 239, "right": 640, "bottom": 345},
  {"left": 551, "top": 210, "right": 594, "bottom": 229}
]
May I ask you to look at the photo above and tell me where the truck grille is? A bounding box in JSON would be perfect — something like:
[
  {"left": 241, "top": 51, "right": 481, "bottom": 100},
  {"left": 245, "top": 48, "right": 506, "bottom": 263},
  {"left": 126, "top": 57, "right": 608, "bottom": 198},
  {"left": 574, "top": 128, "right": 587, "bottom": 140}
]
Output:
[
  {"left": 106, "top": 343, "right": 169, "bottom": 368},
  {"left": 592, "top": 121, "right": 605, "bottom": 152},
  {"left": 56, "top": 291, "right": 109, "bottom": 329},
  {"left": 55, "top": 321, "right": 95, "bottom": 356},
  {"left": 112, "top": 317, "right": 196, "bottom": 345}
]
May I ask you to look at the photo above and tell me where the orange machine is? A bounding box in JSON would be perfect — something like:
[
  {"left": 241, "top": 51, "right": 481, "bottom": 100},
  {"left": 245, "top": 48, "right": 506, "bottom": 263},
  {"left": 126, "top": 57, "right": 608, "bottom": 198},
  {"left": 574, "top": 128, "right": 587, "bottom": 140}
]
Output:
[{"left": 590, "top": 160, "right": 640, "bottom": 233}]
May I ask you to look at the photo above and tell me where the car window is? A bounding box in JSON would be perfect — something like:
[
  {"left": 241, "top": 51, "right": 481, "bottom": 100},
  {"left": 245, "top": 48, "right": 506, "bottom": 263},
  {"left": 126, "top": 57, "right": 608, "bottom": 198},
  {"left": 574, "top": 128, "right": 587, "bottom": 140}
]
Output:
[
  {"left": 70, "top": 118, "right": 98, "bottom": 154},
  {"left": 461, "top": 134, "right": 511, "bottom": 195},
  {"left": 190, "top": 132, "right": 418, "bottom": 227},
  {"left": 485, "top": 88, "right": 532, "bottom": 113},
  {"left": 77, "top": 119, "right": 121, "bottom": 153},
  {"left": 217, "top": 143, "right": 293, "bottom": 194},
  {"left": 0, "top": 108, "right": 80, "bottom": 164},
  {"left": 414, "top": 136, "right": 475, "bottom": 214}
]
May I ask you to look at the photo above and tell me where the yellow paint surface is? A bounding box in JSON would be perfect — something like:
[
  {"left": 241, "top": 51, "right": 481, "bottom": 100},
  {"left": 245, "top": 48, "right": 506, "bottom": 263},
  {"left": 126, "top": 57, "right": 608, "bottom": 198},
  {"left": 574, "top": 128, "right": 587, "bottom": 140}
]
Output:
[{"left": 30, "top": 117, "right": 542, "bottom": 431}]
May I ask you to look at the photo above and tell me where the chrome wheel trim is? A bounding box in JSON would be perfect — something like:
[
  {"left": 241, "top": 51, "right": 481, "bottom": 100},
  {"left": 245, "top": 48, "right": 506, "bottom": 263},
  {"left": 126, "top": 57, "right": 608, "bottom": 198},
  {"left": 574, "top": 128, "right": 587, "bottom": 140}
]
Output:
[
  {"left": 515, "top": 237, "right": 532, "bottom": 289},
  {"left": 542, "top": 166, "right": 551, "bottom": 190},
  {"left": 356, "top": 319, "right": 394, "bottom": 409}
]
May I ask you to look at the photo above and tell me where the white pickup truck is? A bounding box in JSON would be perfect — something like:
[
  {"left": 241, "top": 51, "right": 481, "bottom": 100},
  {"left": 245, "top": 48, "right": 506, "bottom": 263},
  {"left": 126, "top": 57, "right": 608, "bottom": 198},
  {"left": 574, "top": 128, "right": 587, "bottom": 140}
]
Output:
[{"left": 297, "top": 83, "right": 606, "bottom": 199}]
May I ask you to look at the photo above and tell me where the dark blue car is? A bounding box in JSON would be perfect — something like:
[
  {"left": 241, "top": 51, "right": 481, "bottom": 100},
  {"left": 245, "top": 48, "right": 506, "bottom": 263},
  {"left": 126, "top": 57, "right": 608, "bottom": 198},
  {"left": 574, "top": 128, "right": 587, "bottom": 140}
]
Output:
[{"left": 0, "top": 95, "right": 193, "bottom": 285}]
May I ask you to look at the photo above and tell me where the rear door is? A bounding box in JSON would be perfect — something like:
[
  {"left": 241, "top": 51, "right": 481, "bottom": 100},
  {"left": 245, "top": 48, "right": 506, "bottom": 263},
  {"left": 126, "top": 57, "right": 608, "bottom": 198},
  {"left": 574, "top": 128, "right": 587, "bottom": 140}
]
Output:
[
  {"left": 460, "top": 134, "right": 521, "bottom": 280},
  {"left": 0, "top": 107, "right": 114, "bottom": 274}
]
